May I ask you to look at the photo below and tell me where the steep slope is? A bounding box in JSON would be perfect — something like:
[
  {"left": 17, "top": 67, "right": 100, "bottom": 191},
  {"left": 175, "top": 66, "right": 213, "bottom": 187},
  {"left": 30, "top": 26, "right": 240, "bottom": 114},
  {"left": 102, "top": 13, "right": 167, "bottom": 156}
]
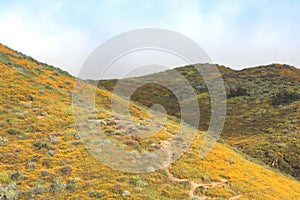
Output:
[
  {"left": 1, "top": 44, "right": 300, "bottom": 199},
  {"left": 96, "top": 64, "right": 300, "bottom": 179}
]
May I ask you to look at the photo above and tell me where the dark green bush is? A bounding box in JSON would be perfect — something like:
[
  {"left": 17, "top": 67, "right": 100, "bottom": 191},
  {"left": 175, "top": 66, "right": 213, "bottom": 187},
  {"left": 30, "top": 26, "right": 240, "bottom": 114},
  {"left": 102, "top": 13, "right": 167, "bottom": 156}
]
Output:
[
  {"left": 0, "top": 52, "right": 11, "bottom": 65},
  {"left": 272, "top": 90, "right": 300, "bottom": 105},
  {"left": 33, "top": 140, "right": 50, "bottom": 150},
  {"left": 227, "top": 86, "right": 249, "bottom": 98},
  {"left": 7, "top": 129, "right": 21, "bottom": 135}
]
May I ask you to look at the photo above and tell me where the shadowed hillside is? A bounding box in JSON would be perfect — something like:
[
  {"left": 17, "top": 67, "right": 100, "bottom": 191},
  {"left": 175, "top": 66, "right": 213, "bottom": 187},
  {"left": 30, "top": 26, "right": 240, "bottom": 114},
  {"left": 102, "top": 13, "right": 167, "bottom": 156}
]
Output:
[{"left": 1, "top": 43, "right": 300, "bottom": 199}]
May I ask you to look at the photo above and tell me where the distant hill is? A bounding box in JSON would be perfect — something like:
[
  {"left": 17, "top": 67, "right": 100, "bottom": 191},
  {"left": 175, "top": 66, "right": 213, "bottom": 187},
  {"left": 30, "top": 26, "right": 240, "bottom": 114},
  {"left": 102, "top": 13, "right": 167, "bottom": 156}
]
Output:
[
  {"left": 1, "top": 43, "right": 300, "bottom": 199},
  {"left": 95, "top": 63, "right": 300, "bottom": 180}
]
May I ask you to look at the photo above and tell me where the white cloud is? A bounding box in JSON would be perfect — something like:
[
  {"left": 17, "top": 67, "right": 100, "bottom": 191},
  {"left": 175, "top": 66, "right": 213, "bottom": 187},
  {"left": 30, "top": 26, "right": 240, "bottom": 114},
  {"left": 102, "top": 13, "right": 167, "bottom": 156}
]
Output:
[
  {"left": 0, "top": 12, "right": 92, "bottom": 75},
  {"left": 0, "top": 0, "right": 299, "bottom": 77}
]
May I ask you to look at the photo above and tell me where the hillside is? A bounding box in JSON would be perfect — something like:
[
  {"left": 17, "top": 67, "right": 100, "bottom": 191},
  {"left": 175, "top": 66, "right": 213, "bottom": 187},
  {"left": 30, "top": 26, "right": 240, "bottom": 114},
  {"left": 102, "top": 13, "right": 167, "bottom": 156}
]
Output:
[
  {"left": 1, "top": 43, "right": 300, "bottom": 199},
  {"left": 95, "top": 63, "right": 300, "bottom": 180}
]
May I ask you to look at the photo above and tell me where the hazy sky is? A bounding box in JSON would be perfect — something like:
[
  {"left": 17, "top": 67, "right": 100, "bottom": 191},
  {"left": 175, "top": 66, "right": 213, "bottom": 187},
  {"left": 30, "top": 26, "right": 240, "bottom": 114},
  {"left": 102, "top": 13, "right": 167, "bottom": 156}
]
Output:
[{"left": 0, "top": 0, "right": 299, "bottom": 77}]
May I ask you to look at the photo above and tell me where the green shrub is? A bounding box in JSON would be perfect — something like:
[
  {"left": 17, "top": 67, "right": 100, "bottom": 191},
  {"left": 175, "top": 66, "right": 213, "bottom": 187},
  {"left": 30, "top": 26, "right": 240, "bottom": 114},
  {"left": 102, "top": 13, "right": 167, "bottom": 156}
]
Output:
[
  {"left": 136, "top": 180, "right": 148, "bottom": 187},
  {"left": 33, "top": 140, "right": 50, "bottom": 150},
  {"left": 49, "top": 76, "right": 56, "bottom": 81},
  {"left": 265, "top": 127, "right": 275, "bottom": 133},
  {"left": 272, "top": 89, "right": 300, "bottom": 105},
  {"left": 0, "top": 172, "right": 10, "bottom": 184},
  {"left": 50, "top": 178, "right": 66, "bottom": 193},
  {"left": 0, "top": 182, "right": 18, "bottom": 200},
  {"left": 87, "top": 190, "right": 104, "bottom": 198},
  {"left": 227, "top": 86, "right": 249, "bottom": 98},
  {"left": 64, "top": 80, "right": 71, "bottom": 85},
  {"left": 0, "top": 52, "right": 11, "bottom": 65},
  {"left": 40, "top": 112, "right": 47, "bottom": 116},
  {"left": 66, "top": 178, "right": 79, "bottom": 191},
  {"left": 10, "top": 171, "right": 22, "bottom": 181},
  {"left": 23, "top": 103, "right": 31, "bottom": 108},
  {"left": 194, "top": 186, "right": 206, "bottom": 195},
  {"left": 49, "top": 135, "right": 59, "bottom": 144},
  {"left": 27, "top": 161, "right": 36, "bottom": 169},
  {"left": 0, "top": 137, "right": 8, "bottom": 145},
  {"left": 13, "top": 63, "right": 24, "bottom": 70},
  {"left": 7, "top": 129, "right": 21, "bottom": 135}
]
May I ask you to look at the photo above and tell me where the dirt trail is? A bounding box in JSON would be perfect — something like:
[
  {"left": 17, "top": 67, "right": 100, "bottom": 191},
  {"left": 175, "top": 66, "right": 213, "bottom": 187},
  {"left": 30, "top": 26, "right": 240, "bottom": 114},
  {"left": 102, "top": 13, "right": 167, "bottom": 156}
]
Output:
[
  {"left": 230, "top": 195, "right": 243, "bottom": 199},
  {"left": 161, "top": 130, "right": 233, "bottom": 199},
  {"left": 165, "top": 168, "right": 242, "bottom": 199},
  {"left": 98, "top": 118, "right": 243, "bottom": 199}
]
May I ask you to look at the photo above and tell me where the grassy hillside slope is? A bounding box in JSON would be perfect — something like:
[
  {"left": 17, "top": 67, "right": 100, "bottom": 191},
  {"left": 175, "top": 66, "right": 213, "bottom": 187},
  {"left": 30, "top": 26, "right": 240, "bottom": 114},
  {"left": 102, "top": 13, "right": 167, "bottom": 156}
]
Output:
[
  {"left": 1, "top": 44, "right": 300, "bottom": 199},
  {"left": 96, "top": 64, "right": 300, "bottom": 180}
]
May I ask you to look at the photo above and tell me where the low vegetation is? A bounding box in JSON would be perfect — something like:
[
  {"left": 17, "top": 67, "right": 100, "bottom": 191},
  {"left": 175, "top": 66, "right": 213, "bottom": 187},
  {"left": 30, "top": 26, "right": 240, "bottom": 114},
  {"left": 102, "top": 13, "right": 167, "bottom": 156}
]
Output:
[
  {"left": 96, "top": 63, "right": 300, "bottom": 180},
  {"left": 1, "top": 43, "right": 300, "bottom": 199}
]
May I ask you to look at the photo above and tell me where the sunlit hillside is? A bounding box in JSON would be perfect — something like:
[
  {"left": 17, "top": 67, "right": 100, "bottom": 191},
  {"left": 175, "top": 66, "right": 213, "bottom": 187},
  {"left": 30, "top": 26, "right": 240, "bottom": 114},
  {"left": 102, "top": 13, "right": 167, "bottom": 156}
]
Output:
[
  {"left": 1, "top": 43, "right": 300, "bottom": 199},
  {"left": 96, "top": 63, "right": 300, "bottom": 180}
]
